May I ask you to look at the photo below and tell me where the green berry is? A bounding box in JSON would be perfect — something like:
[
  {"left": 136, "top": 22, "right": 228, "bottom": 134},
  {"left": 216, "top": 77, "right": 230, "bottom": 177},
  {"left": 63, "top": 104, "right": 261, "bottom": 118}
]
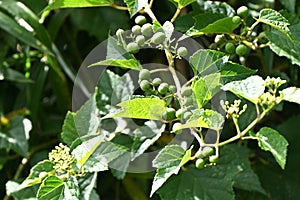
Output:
[
  {"left": 225, "top": 42, "right": 235, "bottom": 54},
  {"left": 181, "top": 87, "right": 193, "bottom": 96},
  {"left": 197, "top": 147, "right": 214, "bottom": 159},
  {"left": 175, "top": 108, "right": 187, "bottom": 118},
  {"left": 183, "top": 111, "right": 192, "bottom": 120},
  {"left": 195, "top": 158, "right": 205, "bottom": 169},
  {"left": 169, "top": 85, "right": 176, "bottom": 93},
  {"left": 237, "top": 6, "right": 249, "bottom": 18},
  {"left": 152, "top": 78, "right": 162, "bottom": 87},
  {"left": 136, "top": 35, "right": 145, "bottom": 46},
  {"left": 141, "top": 23, "right": 153, "bottom": 37},
  {"left": 177, "top": 47, "right": 188, "bottom": 57},
  {"left": 116, "top": 29, "right": 124, "bottom": 37},
  {"left": 232, "top": 16, "right": 241, "bottom": 24},
  {"left": 184, "top": 97, "right": 194, "bottom": 106},
  {"left": 140, "top": 80, "right": 151, "bottom": 91},
  {"left": 172, "top": 122, "right": 182, "bottom": 134},
  {"left": 152, "top": 32, "right": 166, "bottom": 44},
  {"left": 127, "top": 42, "right": 139, "bottom": 54},
  {"left": 209, "top": 155, "right": 219, "bottom": 163},
  {"left": 235, "top": 44, "right": 248, "bottom": 56},
  {"left": 135, "top": 15, "right": 147, "bottom": 25},
  {"left": 162, "top": 108, "right": 176, "bottom": 121},
  {"left": 132, "top": 25, "right": 141, "bottom": 35},
  {"left": 158, "top": 83, "right": 169, "bottom": 95},
  {"left": 139, "top": 69, "right": 151, "bottom": 80}
]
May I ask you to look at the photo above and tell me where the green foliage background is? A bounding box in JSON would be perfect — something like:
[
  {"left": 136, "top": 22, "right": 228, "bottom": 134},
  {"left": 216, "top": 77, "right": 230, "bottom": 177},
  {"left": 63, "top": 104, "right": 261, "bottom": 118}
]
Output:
[{"left": 0, "top": 0, "right": 300, "bottom": 199}]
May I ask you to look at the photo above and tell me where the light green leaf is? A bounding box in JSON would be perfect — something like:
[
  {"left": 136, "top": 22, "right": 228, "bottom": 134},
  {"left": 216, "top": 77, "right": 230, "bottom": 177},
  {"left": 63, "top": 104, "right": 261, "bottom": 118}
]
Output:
[
  {"left": 124, "top": 0, "right": 148, "bottom": 17},
  {"left": 173, "top": 0, "right": 196, "bottom": 8},
  {"left": 107, "top": 98, "right": 166, "bottom": 120},
  {"left": 257, "top": 127, "right": 289, "bottom": 169},
  {"left": 63, "top": 176, "right": 80, "bottom": 200},
  {"left": 188, "top": 16, "right": 240, "bottom": 36},
  {"left": 222, "top": 75, "right": 265, "bottom": 104},
  {"left": 193, "top": 0, "right": 235, "bottom": 17},
  {"left": 44, "top": 0, "right": 114, "bottom": 12},
  {"left": 258, "top": 9, "right": 291, "bottom": 38},
  {"left": 37, "top": 176, "right": 64, "bottom": 200},
  {"left": 19, "top": 160, "right": 54, "bottom": 189},
  {"left": 281, "top": 87, "right": 300, "bottom": 104},
  {"left": 192, "top": 73, "right": 221, "bottom": 108},
  {"left": 90, "top": 37, "right": 142, "bottom": 70},
  {"left": 173, "top": 109, "right": 224, "bottom": 131},
  {"left": 158, "top": 145, "right": 265, "bottom": 199},
  {"left": 189, "top": 49, "right": 229, "bottom": 76},
  {"left": 220, "top": 61, "right": 257, "bottom": 84},
  {"left": 279, "top": 0, "right": 296, "bottom": 13},
  {"left": 150, "top": 145, "right": 191, "bottom": 197}
]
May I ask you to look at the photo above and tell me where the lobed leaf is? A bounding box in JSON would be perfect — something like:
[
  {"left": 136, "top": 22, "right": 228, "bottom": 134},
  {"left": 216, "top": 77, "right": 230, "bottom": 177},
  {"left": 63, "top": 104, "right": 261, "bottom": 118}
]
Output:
[
  {"left": 257, "top": 127, "right": 289, "bottom": 169},
  {"left": 281, "top": 87, "right": 300, "bottom": 104}
]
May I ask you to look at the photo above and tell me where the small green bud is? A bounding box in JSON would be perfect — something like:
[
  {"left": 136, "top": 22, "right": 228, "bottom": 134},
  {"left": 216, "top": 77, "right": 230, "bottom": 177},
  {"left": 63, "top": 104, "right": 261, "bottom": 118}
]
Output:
[
  {"left": 183, "top": 111, "right": 192, "bottom": 120},
  {"left": 135, "top": 15, "right": 147, "bottom": 25},
  {"left": 232, "top": 16, "right": 241, "bottom": 24},
  {"left": 197, "top": 147, "right": 214, "bottom": 158},
  {"left": 139, "top": 69, "right": 151, "bottom": 80},
  {"left": 152, "top": 78, "right": 162, "bottom": 87},
  {"left": 172, "top": 122, "right": 182, "bottom": 134},
  {"left": 140, "top": 80, "right": 151, "bottom": 91},
  {"left": 169, "top": 85, "right": 176, "bottom": 93},
  {"left": 127, "top": 42, "right": 140, "bottom": 54},
  {"left": 132, "top": 25, "right": 141, "bottom": 35},
  {"left": 141, "top": 23, "right": 153, "bottom": 37},
  {"left": 235, "top": 44, "right": 248, "bottom": 56},
  {"left": 162, "top": 108, "right": 176, "bottom": 121},
  {"left": 175, "top": 108, "right": 187, "bottom": 118},
  {"left": 209, "top": 155, "right": 219, "bottom": 163},
  {"left": 158, "top": 82, "right": 169, "bottom": 95},
  {"left": 225, "top": 42, "right": 235, "bottom": 54},
  {"left": 181, "top": 87, "right": 193, "bottom": 96},
  {"left": 184, "top": 97, "right": 194, "bottom": 106},
  {"left": 136, "top": 35, "right": 145, "bottom": 46},
  {"left": 195, "top": 158, "right": 205, "bottom": 169},
  {"left": 116, "top": 29, "right": 124, "bottom": 37},
  {"left": 152, "top": 32, "right": 166, "bottom": 44},
  {"left": 177, "top": 46, "right": 188, "bottom": 57},
  {"left": 237, "top": 6, "right": 249, "bottom": 18}
]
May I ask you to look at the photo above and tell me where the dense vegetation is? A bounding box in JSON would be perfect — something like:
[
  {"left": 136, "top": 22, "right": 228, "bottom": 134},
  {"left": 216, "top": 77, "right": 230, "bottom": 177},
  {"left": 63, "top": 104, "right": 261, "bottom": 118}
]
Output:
[{"left": 1, "top": 0, "right": 300, "bottom": 199}]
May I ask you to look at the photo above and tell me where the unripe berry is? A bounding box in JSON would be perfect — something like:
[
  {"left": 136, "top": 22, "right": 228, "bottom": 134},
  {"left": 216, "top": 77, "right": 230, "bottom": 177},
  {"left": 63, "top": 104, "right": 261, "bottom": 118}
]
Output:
[
  {"left": 172, "top": 122, "right": 182, "bottom": 134},
  {"left": 152, "top": 78, "right": 162, "bottom": 87},
  {"left": 116, "top": 29, "right": 124, "bottom": 37},
  {"left": 225, "top": 42, "right": 235, "bottom": 54},
  {"left": 175, "top": 108, "right": 187, "bottom": 118},
  {"left": 181, "top": 87, "right": 193, "bottom": 96},
  {"left": 235, "top": 44, "right": 248, "bottom": 56},
  {"left": 140, "top": 80, "right": 151, "bottom": 91},
  {"left": 197, "top": 147, "right": 214, "bottom": 159},
  {"left": 141, "top": 23, "right": 153, "bottom": 37},
  {"left": 135, "top": 15, "right": 147, "bottom": 25},
  {"left": 127, "top": 42, "right": 139, "bottom": 54},
  {"left": 152, "top": 32, "right": 166, "bottom": 44},
  {"left": 184, "top": 97, "right": 194, "bottom": 106},
  {"left": 237, "top": 6, "right": 249, "bottom": 18},
  {"left": 132, "top": 25, "right": 141, "bottom": 35},
  {"left": 232, "top": 16, "right": 241, "bottom": 24},
  {"left": 162, "top": 108, "right": 176, "bottom": 121},
  {"left": 195, "top": 158, "right": 205, "bottom": 169},
  {"left": 177, "top": 46, "right": 188, "bottom": 57},
  {"left": 169, "top": 85, "right": 176, "bottom": 93},
  {"left": 136, "top": 35, "right": 145, "bottom": 46},
  {"left": 158, "top": 83, "right": 169, "bottom": 95},
  {"left": 183, "top": 111, "right": 192, "bottom": 120},
  {"left": 209, "top": 155, "right": 219, "bottom": 163},
  {"left": 139, "top": 69, "right": 151, "bottom": 80}
]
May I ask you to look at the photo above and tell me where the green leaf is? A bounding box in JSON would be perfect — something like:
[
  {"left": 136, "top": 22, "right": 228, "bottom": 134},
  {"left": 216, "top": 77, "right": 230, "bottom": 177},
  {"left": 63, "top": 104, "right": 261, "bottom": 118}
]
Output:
[
  {"left": 19, "top": 160, "right": 54, "bottom": 189},
  {"left": 78, "top": 173, "right": 99, "bottom": 200},
  {"left": 106, "top": 98, "right": 166, "bottom": 120},
  {"left": 9, "top": 116, "right": 29, "bottom": 157},
  {"left": 0, "top": 67, "right": 33, "bottom": 83},
  {"left": 192, "top": 73, "right": 221, "bottom": 108},
  {"left": 189, "top": 49, "right": 229, "bottom": 76},
  {"left": 173, "top": 0, "right": 196, "bottom": 8},
  {"left": 193, "top": 0, "right": 235, "bottom": 17},
  {"left": 173, "top": 109, "right": 224, "bottom": 131},
  {"left": 44, "top": 0, "right": 114, "bottom": 12},
  {"left": 150, "top": 145, "right": 191, "bottom": 197},
  {"left": 279, "top": 0, "right": 296, "bottom": 13},
  {"left": 158, "top": 145, "right": 264, "bottom": 199},
  {"left": 61, "top": 112, "right": 77, "bottom": 147},
  {"left": 265, "top": 23, "right": 300, "bottom": 66},
  {"left": 258, "top": 9, "right": 291, "bottom": 38},
  {"left": 63, "top": 176, "right": 80, "bottom": 200},
  {"left": 96, "top": 70, "right": 134, "bottom": 115},
  {"left": 257, "top": 127, "right": 289, "bottom": 169},
  {"left": 187, "top": 16, "right": 240, "bottom": 36},
  {"left": 90, "top": 37, "right": 142, "bottom": 70},
  {"left": 37, "top": 176, "right": 64, "bottom": 200},
  {"left": 6, "top": 180, "right": 37, "bottom": 200},
  {"left": 281, "top": 87, "right": 300, "bottom": 104},
  {"left": 222, "top": 75, "right": 265, "bottom": 104},
  {"left": 220, "top": 61, "right": 257, "bottom": 84},
  {"left": 124, "top": 0, "right": 148, "bottom": 17},
  {"left": 0, "top": 12, "right": 49, "bottom": 54}
]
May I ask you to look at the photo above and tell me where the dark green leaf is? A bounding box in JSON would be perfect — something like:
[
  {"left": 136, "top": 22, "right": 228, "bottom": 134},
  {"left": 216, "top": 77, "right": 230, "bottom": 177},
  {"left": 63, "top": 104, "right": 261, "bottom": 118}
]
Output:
[
  {"left": 150, "top": 145, "right": 191, "bottom": 196},
  {"left": 257, "top": 127, "right": 289, "bottom": 169},
  {"left": 61, "top": 112, "right": 77, "bottom": 147},
  {"left": 37, "top": 176, "right": 64, "bottom": 200},
  {"left": 9, "top": 116, "right": 29, "bottom": 157},
  {"left": 106, "top": 98, "right": 166, "bottom": 120},
  {"left": 173, "top": 0, "right": 196, "bottom": 8},
  {"left": 222, "top": 75, "right": 265, "bottom": 104},
  {"left": 279, "top": 0, "right": 296, "bottom": 13},
  {"left": 193, "top": 0, "right": 235, "bottom": 17},
  {"left": 220, "top": 62, "right": 257, "bottom": 84},
  {"left": 281, "top": 87, "right": 300, "bottom": 104},
  {"left": 6, "top": 180, "right": 37, "bottom": 200}
]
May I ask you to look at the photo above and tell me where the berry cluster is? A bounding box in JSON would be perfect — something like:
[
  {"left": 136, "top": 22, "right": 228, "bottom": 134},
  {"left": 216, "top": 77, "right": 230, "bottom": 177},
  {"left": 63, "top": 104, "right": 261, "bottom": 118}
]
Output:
[{"left": 194, "top": 147, "right": 219, "bottom": 169}]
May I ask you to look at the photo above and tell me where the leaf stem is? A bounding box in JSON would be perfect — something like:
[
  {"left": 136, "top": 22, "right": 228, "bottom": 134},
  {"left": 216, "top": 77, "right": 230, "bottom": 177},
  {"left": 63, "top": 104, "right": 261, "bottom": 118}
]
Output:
[
  {"left": 111, "top": 3, "right": 128, "bottom": 11},
  {"left": 171, "top": 8, "right": 181, "bottom": 23}
]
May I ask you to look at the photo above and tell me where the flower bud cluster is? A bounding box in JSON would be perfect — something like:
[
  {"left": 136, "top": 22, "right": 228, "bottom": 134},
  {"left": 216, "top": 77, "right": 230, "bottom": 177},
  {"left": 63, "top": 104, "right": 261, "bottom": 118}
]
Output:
[{"left": 220, "top": 99, "right": 247, "bottom": 119}]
